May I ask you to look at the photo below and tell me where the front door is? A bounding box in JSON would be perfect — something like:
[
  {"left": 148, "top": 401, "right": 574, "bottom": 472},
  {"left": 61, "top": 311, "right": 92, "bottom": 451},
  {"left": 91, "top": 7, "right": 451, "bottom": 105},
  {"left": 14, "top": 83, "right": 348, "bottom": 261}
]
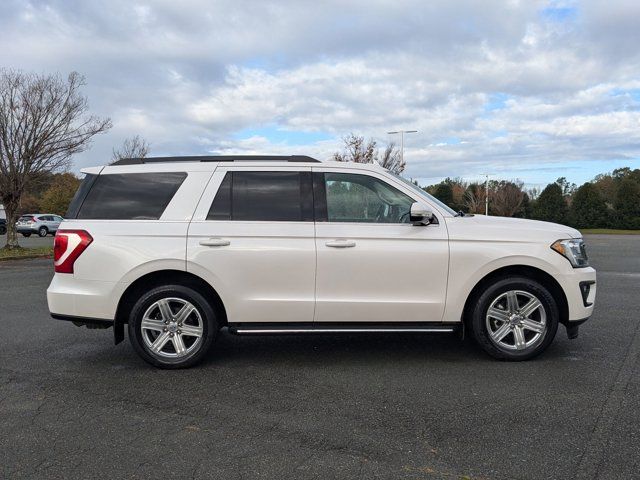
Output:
[
  {"left": 313, "top": 169, "right": 449, "bottom": 323},
  {"left": 187, "top": 166, "right": 316, "bottom": 324}
]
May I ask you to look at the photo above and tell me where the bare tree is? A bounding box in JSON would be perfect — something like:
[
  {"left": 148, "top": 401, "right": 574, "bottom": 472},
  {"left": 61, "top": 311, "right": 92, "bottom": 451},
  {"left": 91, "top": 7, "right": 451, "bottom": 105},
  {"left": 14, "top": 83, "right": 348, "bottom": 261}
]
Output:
[
  {"left": 378, "top": 142, "right": 405, "bottom": 174},
  {"left": 333, "top": 134, "right": 377, "bottom": 164},
  {"left": 0, "top": 70, "right": 111, "bottom": 249},
  {"left": 333, "top": 133, "right": 405, "bottom": 174},
  {"left": 111, "top": 135, "right": 150, "bottom": 164},
  {"left": 464, "top": 183, "right": 486, "bottom": 214},
  {"left": 491, "top": 181, "right": 525, "bottom": 217}
]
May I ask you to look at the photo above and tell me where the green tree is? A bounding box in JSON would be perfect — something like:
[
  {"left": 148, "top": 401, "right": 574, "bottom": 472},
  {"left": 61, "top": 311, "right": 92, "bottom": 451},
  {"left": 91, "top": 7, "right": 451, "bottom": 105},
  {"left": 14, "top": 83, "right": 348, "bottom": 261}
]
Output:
[
  {"left": 555, "top": 177, "right": 576, "bottom": 197},
  {"left": 614, "top": 178, "right": 640, "bottom": 229},
  {"left": 514, "top": 192, "right": 532, "bottom": 218},
  {"left": 39, "top": 173, "right": 81, "bottom": 216},
  {"left": 431, "top": 182, "right": 454, "bottom": 208},
  {"left": 533, "top": 183, "right": 568, "bottom": 224},
  {"left": 570, "top": 183, "right": 608, "bottom": 229}
]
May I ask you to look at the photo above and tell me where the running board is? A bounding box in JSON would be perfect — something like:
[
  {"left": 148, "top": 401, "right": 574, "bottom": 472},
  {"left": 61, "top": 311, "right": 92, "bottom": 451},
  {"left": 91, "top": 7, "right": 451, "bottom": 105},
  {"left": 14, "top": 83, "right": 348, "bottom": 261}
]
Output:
[{"left": 228, "top": 323, "right": 458, "bottom": 335}]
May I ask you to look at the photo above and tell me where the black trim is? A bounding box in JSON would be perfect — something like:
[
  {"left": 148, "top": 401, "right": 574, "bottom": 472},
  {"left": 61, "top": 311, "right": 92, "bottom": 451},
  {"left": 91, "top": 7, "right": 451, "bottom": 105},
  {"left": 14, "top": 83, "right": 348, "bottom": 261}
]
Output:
[
  {"left": 112, "top": 155, "right": 320, "bottom": 165},
  {"left": 312, "top": 172, "right": 328, "bottom": 222},
  {"left": 579, "top": 281, "right": 595, "bottom": 307},
  {"left": 563, "top": 316, "right": 591, "bottom": 327},
  {"left": 300, "top": 172, "right": 314, "bottom": 222},
  {"left": 51, "top": 313, "right": 113, "bottom": 327},
  {"left": 228, "top": 321, "right": 460, "bottom": 334}
]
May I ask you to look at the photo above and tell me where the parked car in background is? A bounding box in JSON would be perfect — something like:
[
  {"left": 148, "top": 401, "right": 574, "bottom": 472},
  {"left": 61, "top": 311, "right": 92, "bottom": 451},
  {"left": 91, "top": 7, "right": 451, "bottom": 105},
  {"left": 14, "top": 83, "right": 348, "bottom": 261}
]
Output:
[
  {"left": 47, "top": 155, "right": 596, "bottom": 369},
  {"left": 0, "top": 218, "right": 6, "bottom": 235},
  {"left": 16, "top": 214, "right": 63, "bottom": 237}
]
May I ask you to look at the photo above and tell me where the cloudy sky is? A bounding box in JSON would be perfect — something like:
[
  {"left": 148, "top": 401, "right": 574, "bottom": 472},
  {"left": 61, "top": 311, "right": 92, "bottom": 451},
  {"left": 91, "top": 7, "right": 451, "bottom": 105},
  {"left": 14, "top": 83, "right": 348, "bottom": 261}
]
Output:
[{"left": 2, "top": 0, "right": 640, "bottom": 187}]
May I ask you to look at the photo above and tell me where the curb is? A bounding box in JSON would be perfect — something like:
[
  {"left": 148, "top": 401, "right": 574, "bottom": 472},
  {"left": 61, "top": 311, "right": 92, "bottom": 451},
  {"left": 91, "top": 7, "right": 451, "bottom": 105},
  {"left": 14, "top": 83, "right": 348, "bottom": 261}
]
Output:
[{"left": 0, "top": 254, "right": 53, "bottom": 262}]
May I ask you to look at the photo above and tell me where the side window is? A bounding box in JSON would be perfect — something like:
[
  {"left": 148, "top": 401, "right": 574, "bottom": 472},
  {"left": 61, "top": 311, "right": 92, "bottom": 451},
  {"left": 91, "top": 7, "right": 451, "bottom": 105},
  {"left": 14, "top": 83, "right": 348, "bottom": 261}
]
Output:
[
  {"left": 77, "top": 172, "right": 187, "bottom": 220},
  {"left": 323, "top": 173, "right": 414, "bottom": 223},
  {"left": 208, "top": 171, "right": 312, "bottom": 222}
]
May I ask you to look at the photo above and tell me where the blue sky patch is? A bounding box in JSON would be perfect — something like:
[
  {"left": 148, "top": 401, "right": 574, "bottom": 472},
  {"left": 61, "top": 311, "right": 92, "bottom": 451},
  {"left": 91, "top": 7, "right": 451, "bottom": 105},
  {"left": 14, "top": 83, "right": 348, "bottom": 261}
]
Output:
[
  {"left": 540, "top": 6, "right": 578, "bottom": 22},
  {"left": 484, "top": 93, "right": 511, "bottom": 112},
  {"left": 234, "top": 126, "right": 334, "bottom": 145},
  {"left": 610, "top": 88, "right": 640, "bottom": 102}
]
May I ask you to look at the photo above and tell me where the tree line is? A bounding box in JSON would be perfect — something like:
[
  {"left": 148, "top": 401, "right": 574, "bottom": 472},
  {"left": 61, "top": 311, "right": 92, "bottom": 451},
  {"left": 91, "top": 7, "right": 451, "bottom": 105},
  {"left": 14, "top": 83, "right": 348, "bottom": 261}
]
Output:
[{"left": 424, "top": 169, "right": 640, "bottom": 229}]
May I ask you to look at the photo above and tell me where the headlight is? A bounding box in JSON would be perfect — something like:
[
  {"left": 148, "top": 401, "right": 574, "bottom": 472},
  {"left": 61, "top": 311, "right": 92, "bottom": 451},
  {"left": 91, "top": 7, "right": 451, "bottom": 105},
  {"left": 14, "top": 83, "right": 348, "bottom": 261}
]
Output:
[{"left": 551, "top": 238, "right": 589, "bottom": 268}]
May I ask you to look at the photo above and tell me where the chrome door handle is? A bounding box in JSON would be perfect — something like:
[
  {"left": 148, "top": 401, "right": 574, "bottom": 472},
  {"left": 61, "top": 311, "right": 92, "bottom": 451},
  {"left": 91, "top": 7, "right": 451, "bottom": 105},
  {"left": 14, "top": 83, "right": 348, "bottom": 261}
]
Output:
[
  {"left": 199, "top": 237, "right": 230, "bottom": 247},
  {"left": 325, "top": 239, "right": 356, "bottom": 248}
]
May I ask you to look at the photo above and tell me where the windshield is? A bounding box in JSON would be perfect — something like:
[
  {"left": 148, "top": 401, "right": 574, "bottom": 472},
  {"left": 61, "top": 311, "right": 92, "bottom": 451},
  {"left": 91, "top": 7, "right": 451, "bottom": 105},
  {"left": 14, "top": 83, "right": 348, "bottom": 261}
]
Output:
[{"left": 389, "top": 172, "right": 458, "bottom": 216}]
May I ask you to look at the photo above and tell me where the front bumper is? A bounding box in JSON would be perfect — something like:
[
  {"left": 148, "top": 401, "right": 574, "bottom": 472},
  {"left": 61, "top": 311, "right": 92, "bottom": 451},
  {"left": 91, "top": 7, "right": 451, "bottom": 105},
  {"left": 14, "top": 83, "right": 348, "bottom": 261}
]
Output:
[{"left": 557, "top": 266, "right": 597, "bottom": 322}]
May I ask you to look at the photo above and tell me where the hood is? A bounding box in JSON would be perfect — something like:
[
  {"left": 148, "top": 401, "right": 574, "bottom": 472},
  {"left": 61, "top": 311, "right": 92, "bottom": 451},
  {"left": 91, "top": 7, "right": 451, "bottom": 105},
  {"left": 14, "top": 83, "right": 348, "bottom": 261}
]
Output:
[{"left": 445, "top": 214, "right": 581, "bottom": 243}]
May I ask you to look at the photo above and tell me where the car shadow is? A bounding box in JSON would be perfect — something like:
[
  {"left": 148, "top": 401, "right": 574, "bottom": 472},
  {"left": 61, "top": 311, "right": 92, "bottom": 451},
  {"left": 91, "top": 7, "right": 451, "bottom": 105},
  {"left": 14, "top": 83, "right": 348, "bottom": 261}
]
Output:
[{"left": 200, "top": 328, "right": 488, "bottom": 368}]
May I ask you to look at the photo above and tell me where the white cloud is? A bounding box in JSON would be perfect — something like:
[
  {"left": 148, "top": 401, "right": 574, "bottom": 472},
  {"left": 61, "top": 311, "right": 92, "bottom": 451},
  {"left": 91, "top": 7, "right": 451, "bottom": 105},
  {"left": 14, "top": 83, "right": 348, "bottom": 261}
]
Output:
[{"left": 0, "top": 0, "right": 639, "bottom": 184}]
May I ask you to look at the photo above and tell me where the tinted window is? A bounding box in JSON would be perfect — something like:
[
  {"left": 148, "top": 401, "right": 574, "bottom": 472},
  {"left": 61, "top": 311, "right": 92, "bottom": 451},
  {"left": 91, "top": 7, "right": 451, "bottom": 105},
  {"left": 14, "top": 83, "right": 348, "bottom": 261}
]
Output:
[
  {"left": 77, "top": 172, "right": 187, "bottom": 220},
  {"left": 208, "top": 171, "right": 309, "bottom": 221},
  {"left": 66, "top": 173, "right": 98, "bottom": 218},
  {"left": 207, "top": 173, "right": 231, "bottom": 220},
  {"left": 324, "top": 173, "right": 414, "bottom": 223}
]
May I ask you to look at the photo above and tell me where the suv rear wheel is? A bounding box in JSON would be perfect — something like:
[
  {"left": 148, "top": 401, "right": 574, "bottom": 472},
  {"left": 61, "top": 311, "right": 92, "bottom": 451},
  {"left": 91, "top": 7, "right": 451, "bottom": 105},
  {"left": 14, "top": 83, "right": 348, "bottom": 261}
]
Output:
[
  {"left": 128, "top": 284, "right": 219, "bottom": 368},
  {"left": 469, "top": 276, "right": 559, "bottom": 361}
]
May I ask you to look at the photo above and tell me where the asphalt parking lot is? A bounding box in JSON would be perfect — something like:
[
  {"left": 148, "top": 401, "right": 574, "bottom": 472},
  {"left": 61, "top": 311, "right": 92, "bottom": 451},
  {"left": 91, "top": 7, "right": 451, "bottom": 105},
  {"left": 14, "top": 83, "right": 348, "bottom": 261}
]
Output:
[{"left": 0, "top": 234, "right": 639, "bottom": 480}]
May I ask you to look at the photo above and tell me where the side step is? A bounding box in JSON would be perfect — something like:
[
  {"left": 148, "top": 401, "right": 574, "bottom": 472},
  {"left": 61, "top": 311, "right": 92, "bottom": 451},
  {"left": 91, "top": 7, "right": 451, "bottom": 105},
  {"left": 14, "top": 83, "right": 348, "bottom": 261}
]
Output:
[{"left": 228, "top": 322, "right": 459, "bottom": 335}]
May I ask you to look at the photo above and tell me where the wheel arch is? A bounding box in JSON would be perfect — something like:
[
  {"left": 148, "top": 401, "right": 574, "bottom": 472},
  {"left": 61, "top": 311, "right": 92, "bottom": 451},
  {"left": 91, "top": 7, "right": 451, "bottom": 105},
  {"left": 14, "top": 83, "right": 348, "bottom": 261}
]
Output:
[
  {"left": 462, "top": 264, "right": 569, "bottom": 328},
  {"left": 113, "top": 269, "right": 228, "bottom": 344}
]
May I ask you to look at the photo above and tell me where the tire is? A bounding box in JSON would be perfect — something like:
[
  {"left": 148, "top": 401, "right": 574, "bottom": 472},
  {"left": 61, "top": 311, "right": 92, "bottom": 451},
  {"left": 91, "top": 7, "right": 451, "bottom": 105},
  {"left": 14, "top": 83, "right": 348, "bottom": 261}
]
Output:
[
  {"left": 38, "top": 226, "right": 48, "bottom": 237},
  {"left": 469, "top": 276, "right": 559, "bottom": 361},
  {"left": 22, "top": 233, "right": 31, "bottom": 237},
  {"left": 128, "top": 284, "right": 219, "bottom": 369},
  {"left": 0, "top": 227, "right": 6, "bottom": 235}
]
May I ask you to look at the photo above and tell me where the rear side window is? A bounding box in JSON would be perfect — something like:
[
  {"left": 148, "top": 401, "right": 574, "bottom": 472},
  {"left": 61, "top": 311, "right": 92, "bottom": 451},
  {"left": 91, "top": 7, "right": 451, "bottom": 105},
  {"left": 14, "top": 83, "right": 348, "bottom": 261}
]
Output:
[
  {"left": 207, "top": 171, "right": 312, "bottom": 221},
  {"left": 76, "top": 172, "right": 187, "bottom": 220}
]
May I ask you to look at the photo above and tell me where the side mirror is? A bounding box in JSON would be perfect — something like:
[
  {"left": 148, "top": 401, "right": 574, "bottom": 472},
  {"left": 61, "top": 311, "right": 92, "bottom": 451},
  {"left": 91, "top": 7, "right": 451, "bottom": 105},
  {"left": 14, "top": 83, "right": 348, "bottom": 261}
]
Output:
[{"left": 410, "top": 202, "right": 434, "bottom": 226}]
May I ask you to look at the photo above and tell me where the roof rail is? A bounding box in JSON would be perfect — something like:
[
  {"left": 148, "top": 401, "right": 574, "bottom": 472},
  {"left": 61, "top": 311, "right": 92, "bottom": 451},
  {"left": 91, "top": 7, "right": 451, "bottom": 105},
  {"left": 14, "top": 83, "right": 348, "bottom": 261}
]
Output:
[{"left": 111, "top": 155, "right": 321, "bottom": 166}]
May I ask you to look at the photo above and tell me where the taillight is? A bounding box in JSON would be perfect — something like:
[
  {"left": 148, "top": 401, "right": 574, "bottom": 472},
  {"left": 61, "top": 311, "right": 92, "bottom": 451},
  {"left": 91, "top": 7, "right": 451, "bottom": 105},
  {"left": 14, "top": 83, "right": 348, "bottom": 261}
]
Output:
[{"left": 54, "top": 230, "right": 93, "bottom": 274}]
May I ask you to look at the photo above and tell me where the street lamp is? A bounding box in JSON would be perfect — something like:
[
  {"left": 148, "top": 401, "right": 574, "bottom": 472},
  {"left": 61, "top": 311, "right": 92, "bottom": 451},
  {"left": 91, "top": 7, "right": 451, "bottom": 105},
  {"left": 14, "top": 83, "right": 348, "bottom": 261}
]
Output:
[
  {"left": 387, "top": 130, "right": 417, "bottom": 166},
  {"left": 480, "top": 173, "right": 493, "bottom": 215}
]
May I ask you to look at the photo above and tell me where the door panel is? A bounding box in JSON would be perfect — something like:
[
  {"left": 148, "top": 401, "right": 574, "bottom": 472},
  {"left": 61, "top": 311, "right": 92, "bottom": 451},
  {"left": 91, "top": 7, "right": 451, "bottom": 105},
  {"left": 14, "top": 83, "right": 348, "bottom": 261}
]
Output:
[
  {"left": 313, "top": 170, "right": 449, "bottom": 323},
  {"left": 187, "top": 167, "right": 316, "bottom": 324}
]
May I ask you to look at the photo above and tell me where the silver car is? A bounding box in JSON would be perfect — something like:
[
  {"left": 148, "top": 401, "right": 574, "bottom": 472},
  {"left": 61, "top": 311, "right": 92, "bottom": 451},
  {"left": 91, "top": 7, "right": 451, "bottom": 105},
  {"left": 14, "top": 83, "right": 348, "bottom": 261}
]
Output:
[{"left": 16, "top": 214, "right": 63, "bottom": 237}]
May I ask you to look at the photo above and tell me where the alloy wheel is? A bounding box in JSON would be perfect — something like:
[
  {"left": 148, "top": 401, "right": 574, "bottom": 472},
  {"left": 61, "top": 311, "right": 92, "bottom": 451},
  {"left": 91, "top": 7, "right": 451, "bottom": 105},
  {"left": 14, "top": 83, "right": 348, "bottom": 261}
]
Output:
[
  {"left": 140, "top": 297, "right": 204, "bottom": 359},
  {"left": 485, "top": 290, "right": 547, "bottom": 351}
]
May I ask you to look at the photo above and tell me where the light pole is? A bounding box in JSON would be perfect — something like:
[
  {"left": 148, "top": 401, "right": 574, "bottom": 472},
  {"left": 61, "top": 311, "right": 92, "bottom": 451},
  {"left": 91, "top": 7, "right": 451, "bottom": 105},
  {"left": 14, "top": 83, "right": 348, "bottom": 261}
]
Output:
[
  {"left": 480, "top": 173, "right": 493, "bottom": 215},
  {"left": 387, "top": 130, "right": 417, "bottom": 166}
]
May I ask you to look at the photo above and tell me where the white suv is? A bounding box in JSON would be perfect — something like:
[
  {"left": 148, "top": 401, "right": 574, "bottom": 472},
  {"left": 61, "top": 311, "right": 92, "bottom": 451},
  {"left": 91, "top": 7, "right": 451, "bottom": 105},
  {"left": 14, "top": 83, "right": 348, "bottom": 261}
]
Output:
[{"left": 47, "top": 155, "right": 596, "bottom": 368}]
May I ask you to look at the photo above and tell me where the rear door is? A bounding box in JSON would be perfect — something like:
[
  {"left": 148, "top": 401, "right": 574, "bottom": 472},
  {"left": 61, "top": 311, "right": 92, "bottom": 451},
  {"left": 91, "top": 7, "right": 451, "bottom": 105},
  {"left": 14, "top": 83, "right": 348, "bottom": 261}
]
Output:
[
  {"left": 187, "top": 166, "right": 316, "bottom": 324},
  {"left": 312, "top": 167, "right": 449, "bottom": 323}
]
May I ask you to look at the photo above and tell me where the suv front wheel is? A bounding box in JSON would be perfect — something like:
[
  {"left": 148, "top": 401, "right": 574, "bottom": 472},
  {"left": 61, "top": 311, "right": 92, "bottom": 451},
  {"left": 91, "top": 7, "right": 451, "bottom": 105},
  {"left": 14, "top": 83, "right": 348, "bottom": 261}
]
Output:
[
  {"left": 128, "top": 285, "right": 219, "bottom": 368},
  {"left": 469, "top": 276, "right": 559, "bottom": 361}
]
